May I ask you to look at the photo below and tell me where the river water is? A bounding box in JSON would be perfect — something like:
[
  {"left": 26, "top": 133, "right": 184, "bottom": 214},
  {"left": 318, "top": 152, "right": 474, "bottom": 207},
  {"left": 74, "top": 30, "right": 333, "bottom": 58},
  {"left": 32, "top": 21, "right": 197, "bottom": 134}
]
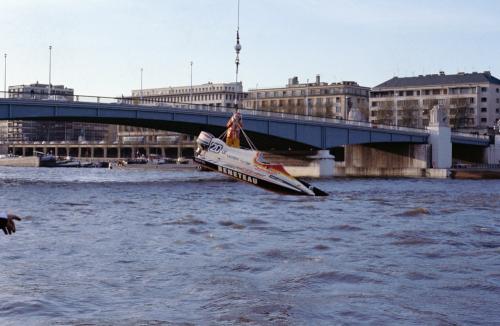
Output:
[{"left": 0, "top": 166, "right": 499, "bottom": 325}]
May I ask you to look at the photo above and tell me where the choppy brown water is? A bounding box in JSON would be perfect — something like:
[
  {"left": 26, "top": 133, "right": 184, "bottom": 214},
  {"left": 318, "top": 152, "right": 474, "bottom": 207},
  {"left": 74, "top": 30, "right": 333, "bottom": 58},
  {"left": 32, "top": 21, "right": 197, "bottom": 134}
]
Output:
[{"left": 1, "top": 167, "right": 499, "bottom": 325}]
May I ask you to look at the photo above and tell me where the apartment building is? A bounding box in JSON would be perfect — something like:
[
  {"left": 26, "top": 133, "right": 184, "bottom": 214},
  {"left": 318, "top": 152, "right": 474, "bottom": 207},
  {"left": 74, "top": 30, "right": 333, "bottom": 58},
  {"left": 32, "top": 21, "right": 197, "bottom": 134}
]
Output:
[
  {"left": 369, "top": 71, "right": 500, "bottom": 130},
  {"left": 129, "top": 81, "right": 247, "bottom": 107},
  {"left": 243, "top": 75, "right": 370, "bottom": 120}
]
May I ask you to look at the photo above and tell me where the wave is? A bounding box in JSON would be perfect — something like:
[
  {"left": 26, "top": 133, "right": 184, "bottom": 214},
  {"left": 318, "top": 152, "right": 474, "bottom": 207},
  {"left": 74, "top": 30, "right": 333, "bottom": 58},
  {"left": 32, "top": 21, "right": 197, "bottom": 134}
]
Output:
[{"left": 394, "top": 207, "right": 431, "bottom": 217}]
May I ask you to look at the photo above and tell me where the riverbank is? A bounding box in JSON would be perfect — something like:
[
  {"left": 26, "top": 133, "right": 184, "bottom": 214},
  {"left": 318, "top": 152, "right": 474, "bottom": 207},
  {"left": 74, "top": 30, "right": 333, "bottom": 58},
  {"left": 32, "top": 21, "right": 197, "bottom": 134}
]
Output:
[
  {"left": 2, "top": 156, "right": 499, "bottom": 179},
  {"left": 0, "top": 156, "right": 40, "bottom": 167},
  {"left": 450, "top": 168, "right": 500, "bottom": 179}
]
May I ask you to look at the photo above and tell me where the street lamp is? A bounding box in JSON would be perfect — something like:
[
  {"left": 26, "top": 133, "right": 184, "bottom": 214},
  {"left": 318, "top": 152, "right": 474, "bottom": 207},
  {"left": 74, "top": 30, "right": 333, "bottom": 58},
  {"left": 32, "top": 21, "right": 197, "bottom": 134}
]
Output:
[
  {"left": 140, "top": 67, "right": 143, "bottom": 103},
  {"left": 48, "top": 45, "right": 52, "bottom": 96},
  {"left": 3, "top": 53, "right": 6, "bottom": 98},
  {"left": 190, "top": 61, "right": 193, "bottom": 108},
  {"left": 305, "top": 78, "right": 309, "bottom": 116},
  {"left": 394, "top": 90, "right": 398, "bottom": 127}
]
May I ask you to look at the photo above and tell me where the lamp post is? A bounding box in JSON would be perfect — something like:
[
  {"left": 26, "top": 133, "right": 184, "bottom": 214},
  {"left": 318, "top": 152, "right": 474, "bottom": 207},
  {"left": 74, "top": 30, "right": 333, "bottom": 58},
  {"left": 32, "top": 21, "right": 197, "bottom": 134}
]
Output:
[
  {"left": 190, "top": 61, "right": 193, "bottom": 108},
  {"left": 305, "top": 78, "right": 309, "bottom": 116},
  {"left": 3, "top": 53, "right": 6, "bottom": 98},
  {"left": 48, "top": 45, "right": 52, "bottom": 96},
  {"left": 394, "top": 90, "right": 398, "bottom": 127},
  {"left": 140, "top": 67, "right": 143, "bottom": 103}
]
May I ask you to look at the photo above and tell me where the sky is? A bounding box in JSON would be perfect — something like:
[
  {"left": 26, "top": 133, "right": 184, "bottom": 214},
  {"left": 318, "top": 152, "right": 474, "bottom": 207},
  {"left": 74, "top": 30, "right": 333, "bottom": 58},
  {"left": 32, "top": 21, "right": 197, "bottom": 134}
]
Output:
[{"left": 1, "top": 0, "right": 499, "bottom": 96}]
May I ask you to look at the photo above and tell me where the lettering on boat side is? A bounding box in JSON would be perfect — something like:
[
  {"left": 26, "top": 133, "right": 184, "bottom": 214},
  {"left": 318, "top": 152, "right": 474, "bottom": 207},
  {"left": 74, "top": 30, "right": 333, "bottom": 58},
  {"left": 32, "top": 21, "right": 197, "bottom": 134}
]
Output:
[{"left": 218, "top": 166, "right": 258, "bottom": 184}]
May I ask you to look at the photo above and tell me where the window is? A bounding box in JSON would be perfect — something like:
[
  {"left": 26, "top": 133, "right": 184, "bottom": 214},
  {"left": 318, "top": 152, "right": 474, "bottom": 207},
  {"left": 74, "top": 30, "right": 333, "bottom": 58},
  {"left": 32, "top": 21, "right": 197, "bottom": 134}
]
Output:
[
  {"left": 497, "top": 98, "right": 499, "bottom": 103},
  {"left": 416, "top": 91, "right": 420, "bottom": 96},
  {"left": 398, "top": 91, "right": 404, "bottom": 96},
  {"left": 481, "top": 107, "right": 487, "bottom": 112},
  {"left": 481, "top": 118, "right": 487, "bottom": 123},
  {"left": 406, "top": 90, "right": 414, "bottom": 96},
  {"left": 496, "top": 88, "right": 499, "bottom": 93},
  {"left": 481, "top": 87, "right": 488, "bottom": 92},
  {"left": 496, "top": 108, "right": 500, "bottom": 113},
  {"left": 432, "top": 89, "right": 440, "bottom": 95},
  {"left": 469, "top": 98, "right": 475, "bottom": 104},
  {"left": 481, "top": 97, "right": 487, "bottom": 102}
]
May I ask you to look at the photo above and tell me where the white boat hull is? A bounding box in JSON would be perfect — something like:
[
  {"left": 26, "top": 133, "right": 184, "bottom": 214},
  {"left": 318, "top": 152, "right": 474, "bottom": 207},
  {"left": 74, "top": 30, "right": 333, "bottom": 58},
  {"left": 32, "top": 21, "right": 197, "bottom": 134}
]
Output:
[{"left": 194, "top": 132, "right": 327, "bottom": 196}]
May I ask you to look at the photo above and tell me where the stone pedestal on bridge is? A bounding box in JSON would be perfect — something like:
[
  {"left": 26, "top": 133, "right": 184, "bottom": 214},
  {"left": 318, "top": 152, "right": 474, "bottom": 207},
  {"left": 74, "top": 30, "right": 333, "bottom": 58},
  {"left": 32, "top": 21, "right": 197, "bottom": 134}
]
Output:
[{"left": 427, "top": 105, "right": 452, "bottom": 169}]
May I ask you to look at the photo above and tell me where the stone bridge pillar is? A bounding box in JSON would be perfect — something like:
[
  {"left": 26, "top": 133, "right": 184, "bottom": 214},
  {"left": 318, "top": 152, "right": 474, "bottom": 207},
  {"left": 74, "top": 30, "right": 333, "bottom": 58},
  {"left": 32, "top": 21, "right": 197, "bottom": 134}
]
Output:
[
  {"left": 485, "top": 135, "right": 500, "bottom": 164},
  {"left": 427, "top": 105, "right": 451, "bottom": 168}
]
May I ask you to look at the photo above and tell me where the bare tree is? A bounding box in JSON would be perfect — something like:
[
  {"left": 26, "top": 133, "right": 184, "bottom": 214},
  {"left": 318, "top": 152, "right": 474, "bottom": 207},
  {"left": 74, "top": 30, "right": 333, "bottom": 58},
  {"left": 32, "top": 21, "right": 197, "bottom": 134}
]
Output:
[
  {"left": 325, "top": 101, "right": 335, "bottom": 119},
  {"left": 449, "top": 97, "right": 472, "bottom": 129},
  {"left": 375, "top": 101, "right": 395, "bottom": 125},
  {"left": 398, "top": 99, "right": 420, "bottom": 128}
]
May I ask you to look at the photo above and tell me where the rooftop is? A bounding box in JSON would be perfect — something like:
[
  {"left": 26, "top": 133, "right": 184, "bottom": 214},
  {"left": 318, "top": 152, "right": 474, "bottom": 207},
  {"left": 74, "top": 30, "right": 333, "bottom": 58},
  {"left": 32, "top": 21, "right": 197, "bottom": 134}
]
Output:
[{"left": 374, "top": 71, "right": 500, "bottom": 89}]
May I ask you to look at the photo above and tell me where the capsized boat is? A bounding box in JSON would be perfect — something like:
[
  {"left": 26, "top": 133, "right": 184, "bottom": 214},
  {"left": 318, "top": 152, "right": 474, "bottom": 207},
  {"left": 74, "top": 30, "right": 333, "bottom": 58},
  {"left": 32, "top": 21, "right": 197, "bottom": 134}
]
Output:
[{"left": 193, "top": 129, "right": 328, "bottom": 196}]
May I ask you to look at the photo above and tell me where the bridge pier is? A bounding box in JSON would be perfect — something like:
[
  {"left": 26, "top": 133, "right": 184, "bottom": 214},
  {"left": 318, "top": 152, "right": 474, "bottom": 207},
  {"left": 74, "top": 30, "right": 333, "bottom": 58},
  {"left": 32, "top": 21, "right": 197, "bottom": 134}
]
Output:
[
  {"left": 485, "top": 135, "right": 500, "bottom": 164},
  {"left": 427, "top": 106, "right": 452, "bottom": 169},
  {"left": 339, "top": 143, "right": 431, "bottom": 177},
  {"left": 307, "top": 150, "right": 336, "bottom": 177}
]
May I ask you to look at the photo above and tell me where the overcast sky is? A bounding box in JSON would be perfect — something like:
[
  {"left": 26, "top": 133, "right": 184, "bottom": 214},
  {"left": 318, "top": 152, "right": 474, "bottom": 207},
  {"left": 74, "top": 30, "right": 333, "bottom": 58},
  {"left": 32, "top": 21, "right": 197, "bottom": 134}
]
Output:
[{"left": 1, "top": 0, "right": 499, "bottom": 96}]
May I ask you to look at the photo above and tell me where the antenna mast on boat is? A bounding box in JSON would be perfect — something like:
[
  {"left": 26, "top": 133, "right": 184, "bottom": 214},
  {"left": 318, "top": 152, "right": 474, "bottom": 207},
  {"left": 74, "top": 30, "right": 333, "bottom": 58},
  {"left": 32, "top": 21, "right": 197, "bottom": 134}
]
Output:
[{"left": 234, "top": 0, "right": 241, "bottom": 111}]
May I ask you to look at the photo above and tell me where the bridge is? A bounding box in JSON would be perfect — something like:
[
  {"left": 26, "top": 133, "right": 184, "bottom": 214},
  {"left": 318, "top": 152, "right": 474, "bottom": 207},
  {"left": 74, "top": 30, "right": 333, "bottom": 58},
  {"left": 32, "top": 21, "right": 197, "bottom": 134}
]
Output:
[{"left": 0, "top": 95, "right": 490, "bottom": 150}]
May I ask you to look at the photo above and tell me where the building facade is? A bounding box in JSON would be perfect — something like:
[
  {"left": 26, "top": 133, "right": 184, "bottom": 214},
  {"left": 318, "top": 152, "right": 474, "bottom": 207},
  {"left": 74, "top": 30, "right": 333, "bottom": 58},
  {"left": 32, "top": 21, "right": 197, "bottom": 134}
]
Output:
[
  {"left": 369, "top": 71, "right": 500, "bottom": 130},
  {"left": 8, "top": 82, "right": 74, "bottom": 100},
  {"left": 129, "top": 81, "right": 247, "bottom": 107},
  {"left": 0, "top": 83, "right": 115, "bottom": 143},
  {"left": 242, "top": 76, "right": 370, "bottom": 120}
]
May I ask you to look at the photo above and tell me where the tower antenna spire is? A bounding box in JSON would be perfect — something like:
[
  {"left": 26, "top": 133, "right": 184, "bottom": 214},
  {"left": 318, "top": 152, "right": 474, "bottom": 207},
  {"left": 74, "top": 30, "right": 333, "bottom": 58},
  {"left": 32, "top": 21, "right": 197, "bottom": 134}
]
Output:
[{"left": 234, "top": 0, "right": 241, "bottom": 110}]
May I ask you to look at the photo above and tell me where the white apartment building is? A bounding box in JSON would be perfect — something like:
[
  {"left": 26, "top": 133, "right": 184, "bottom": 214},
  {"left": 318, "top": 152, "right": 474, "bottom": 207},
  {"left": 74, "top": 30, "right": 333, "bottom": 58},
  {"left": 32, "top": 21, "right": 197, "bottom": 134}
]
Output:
[
  {"left": 243, "top": 75, "right": 370, "bottom": 120},
  {"left": 129, "top": 81, "right": 247, "bottom": 107},
  {"left": 8, "top": 82, "right": 74, "bottom": 100},
  {"left": 369, "top": 71, "right": 500, "bottom": 130}
]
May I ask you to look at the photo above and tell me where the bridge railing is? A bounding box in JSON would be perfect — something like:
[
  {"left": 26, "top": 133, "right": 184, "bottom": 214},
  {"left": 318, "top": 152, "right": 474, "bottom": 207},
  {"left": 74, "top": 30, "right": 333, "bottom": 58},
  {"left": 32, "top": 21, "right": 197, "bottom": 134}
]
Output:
[
  {"left": 124, "top": 98, "right": 431, "bottom": 134},
  {"left": 0, "top": 90, "right": 488, "bottom": 139},
  {"left": 1, "top": 90, "right": 431, "bottom": 134}
]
